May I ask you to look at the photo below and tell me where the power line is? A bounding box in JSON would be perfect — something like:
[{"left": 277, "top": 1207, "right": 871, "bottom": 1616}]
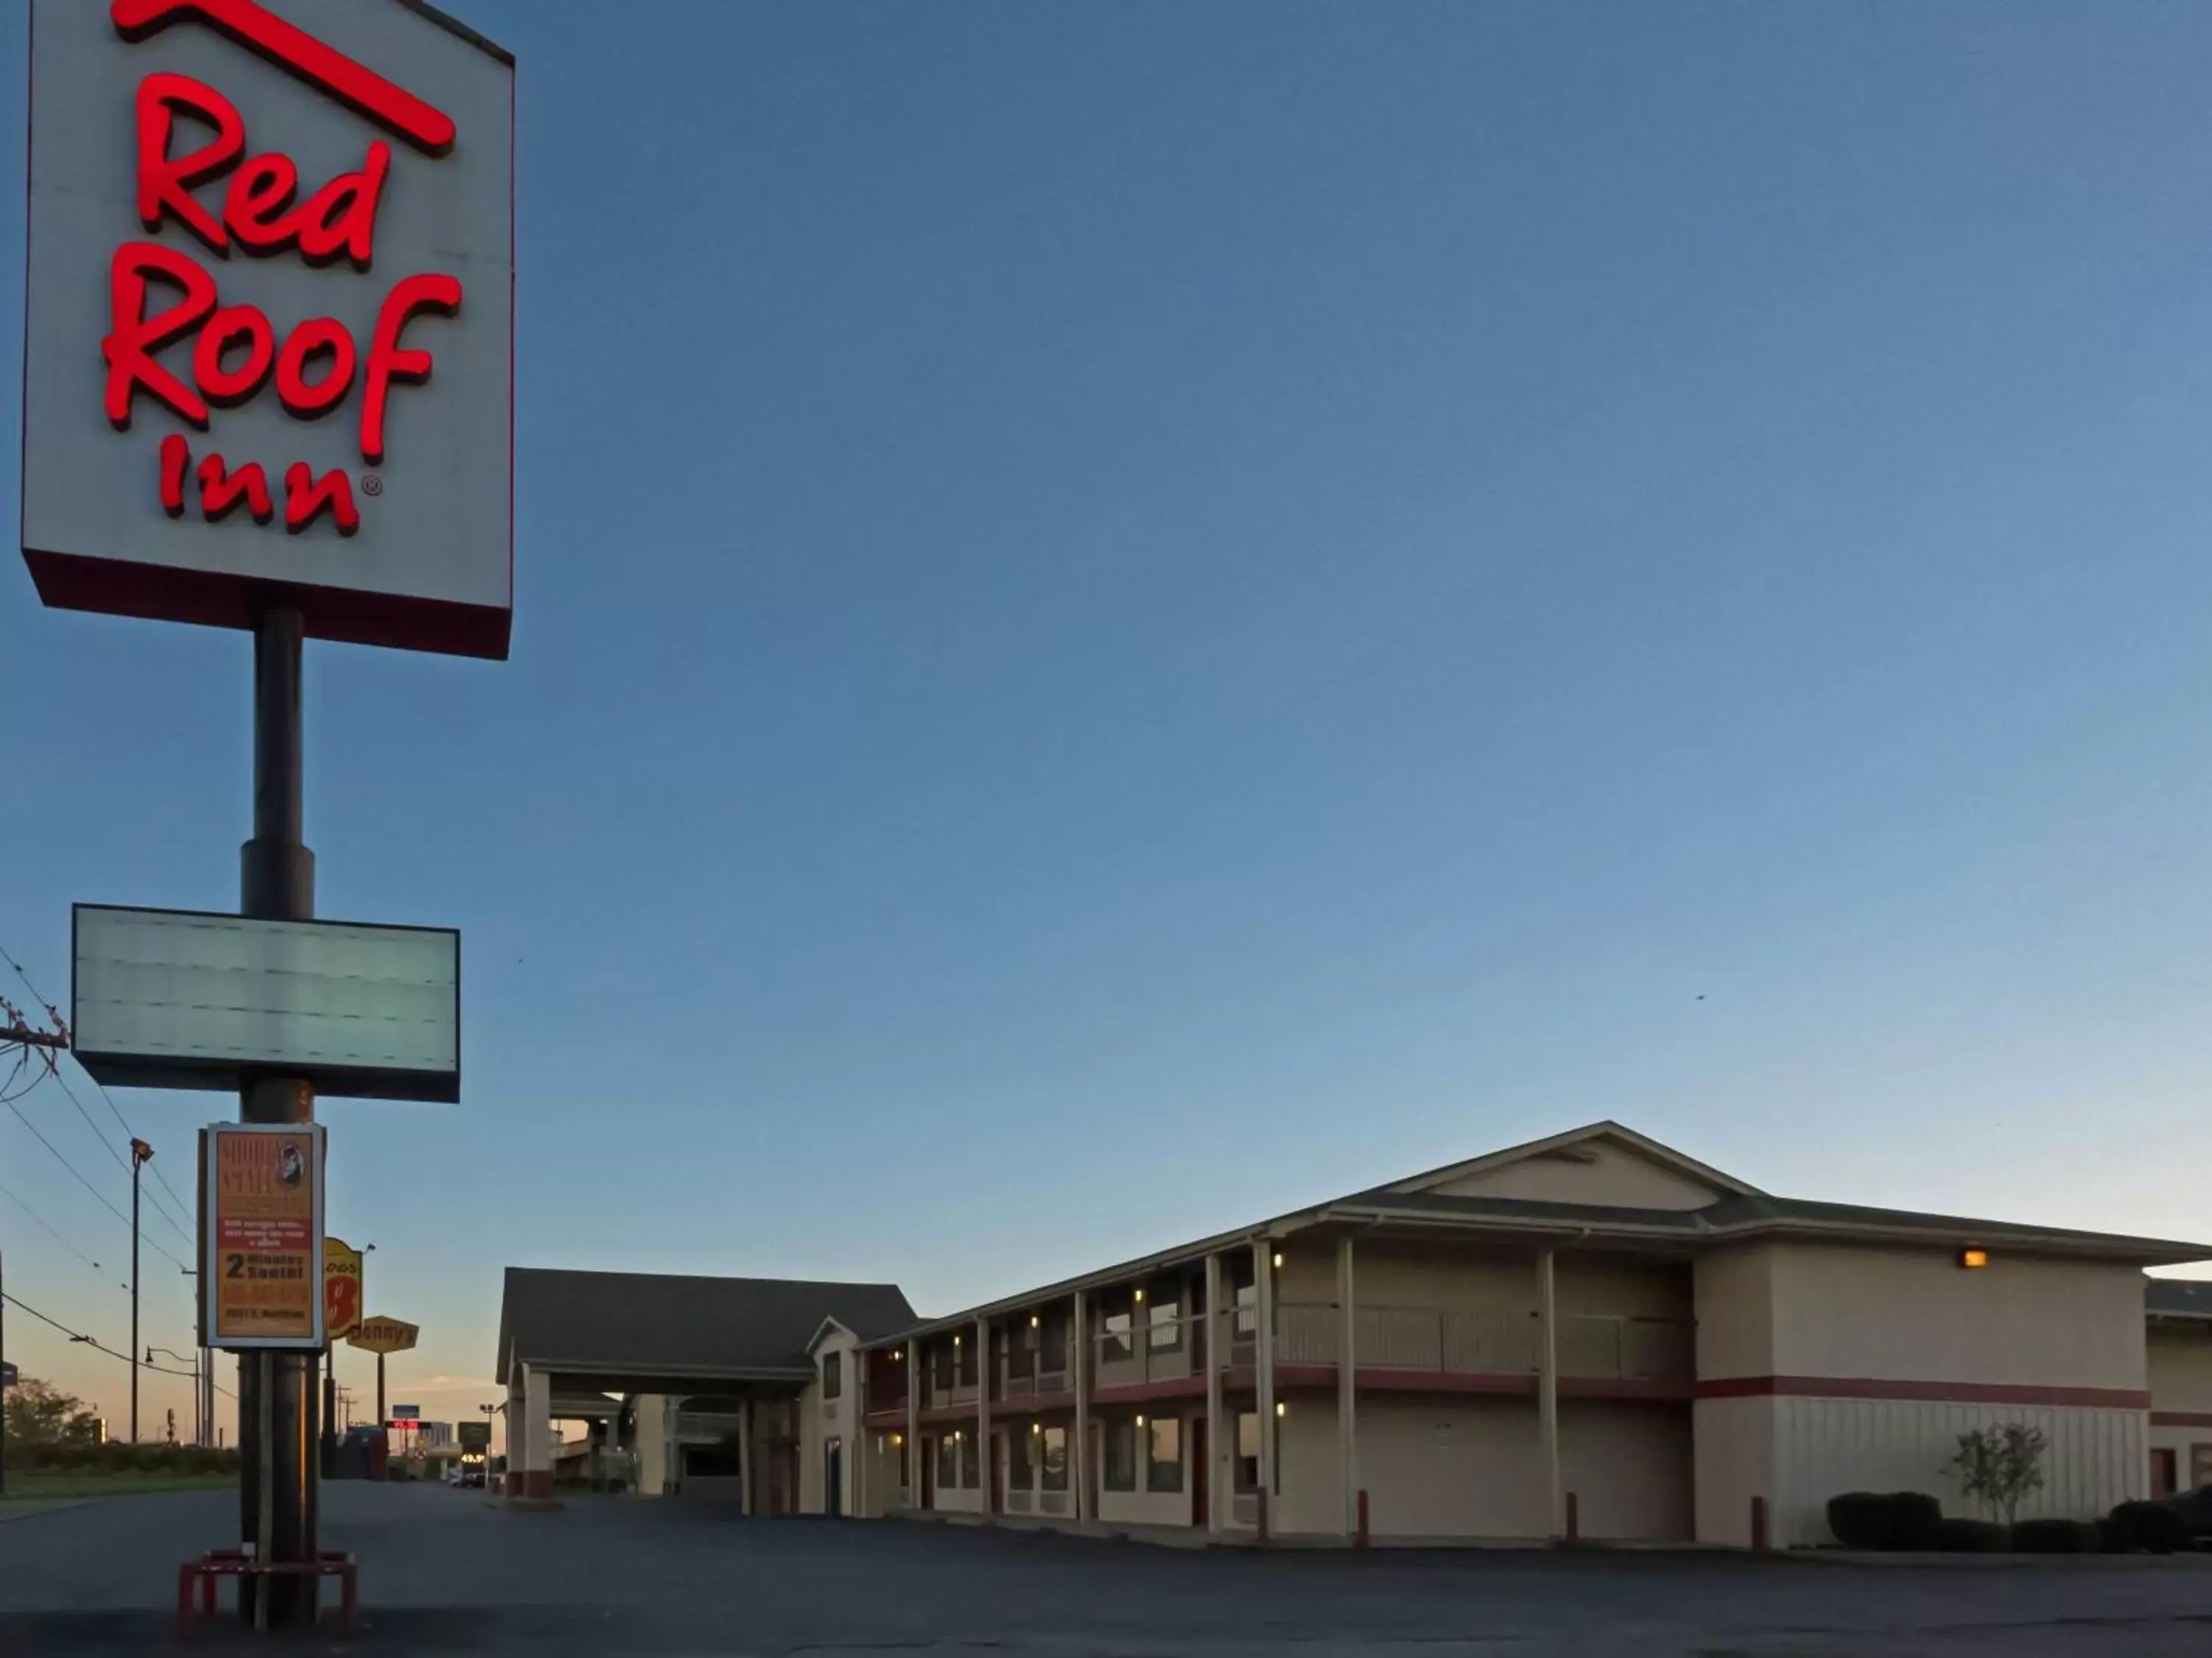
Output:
[
  {"left": 0, "top": 937, "right": 195, "bottom": 1243},
  {"left": 0, "top": 1179, "right": 131, "bottom": 1293},
  {"left": 2, "top": 1291, "right": 234, "bottom": 1398},
  {"left": 1, "top": 1088, "right": 192, "bottom": 1273}
]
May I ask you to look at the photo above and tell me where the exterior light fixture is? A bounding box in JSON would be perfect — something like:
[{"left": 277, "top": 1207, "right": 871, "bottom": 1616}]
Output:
[
  {"left": 1959, "top": 1247, "right": 1989, "bottom": 1270},
  {"left": 1135, "top": 1414, "right": 1146, "bottom": 1427},
  {"left": 1032, "top": 1422, "right": 1041, "bottom": 1435},
  {"left": 891, "top": 1433, "right": 902, "bottom": 1446},
  {"left": 1273, "top": 1252, "right": 1284, "bottom": 1269},
  {"left": 953, "top": 1334, "right": 961, "bottom": 1346},
  {"left": 1030, "top": 1314, "right": 1040, "bottom": 1328},
  {"left": 1276, "top": 1402, "right": 1287, "bottom": 1418},
  {"left": 1133, "top": 1288, "right": 1144, "bottom": 1303}
]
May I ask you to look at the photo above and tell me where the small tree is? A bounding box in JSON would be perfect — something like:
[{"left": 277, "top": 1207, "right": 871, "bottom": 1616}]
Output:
[{"left": 1952, "top": 1423, "right": 2047, "bottom": 1525}]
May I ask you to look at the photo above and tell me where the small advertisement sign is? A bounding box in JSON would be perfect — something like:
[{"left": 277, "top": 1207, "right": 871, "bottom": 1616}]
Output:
[
  {"left": 458, "top": 1421, "right": 490, "bottom": 1452},
  {"left": 324, "top": 1236, "right": 364, "bottom": 1341},
  {"left": 201, "top": 1122, "right": 325, "bottom": 1348},
  {"left": 347, "top": 1315, "right": 418, "bottom": 1356}
]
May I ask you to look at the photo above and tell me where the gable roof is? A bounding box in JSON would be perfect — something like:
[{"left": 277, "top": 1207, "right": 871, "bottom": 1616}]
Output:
[
  {"left": 860, "top": 1124, "right": 2209, "bottom": 1347},
  {"left": 1377, "top": 1121, "right": 1764, "bottom": 1200},
  {"left": 495, "top": 1269, "right": 914, "bottom": 1384}
]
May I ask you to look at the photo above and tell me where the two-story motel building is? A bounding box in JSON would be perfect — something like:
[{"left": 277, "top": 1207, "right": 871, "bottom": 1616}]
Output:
[{"left": 498, "top": 1123, "right": 2211, "bottom": 1548}]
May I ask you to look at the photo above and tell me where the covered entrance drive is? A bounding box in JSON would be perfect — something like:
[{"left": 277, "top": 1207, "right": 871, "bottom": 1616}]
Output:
[{"left": 493, "top": 1267, "right": 914, "bottom": 1506}]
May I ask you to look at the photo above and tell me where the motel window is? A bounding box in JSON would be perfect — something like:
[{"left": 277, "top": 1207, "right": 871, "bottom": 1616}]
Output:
[
  {"left": 1041, "top": 1426, "right": 1068, "bottom": 1491},
  {"left": 1147, "top": 1415, "right": 1183, "bottom": 1493},
  {"left": 1234, "top": 1281, "right": 1257, "bottom": 1339},
  {"left": 1104, "top": 1420, "right": 1137, "bottom": 1491},
  {"left": 1040, "top": 1311, "right": 1070, "bottom": 1375},
  {"left": 1010, "top": 1428, "right": 1034, "bottom": 1491},
  {"left": 822, "top": 1352, "right": 842, "bottom": 1401},
  {"left": 961, "top": 1435, "right": 979, "bottom": 1489},
  {"left": 1104, "top": 1308, "right": 1135, "bottom": 1362},
  {"left": 936, "top": 1435, "right": 958, "bottom": 1491},
  {"left": 1147, "top": 1278, "right": 1182, "bottom": 1350},
  {"left": 958, "top": 1339, "right": 978, "bottom": 1390},
  {"left": 933, "top": 1345, "right": 956, "bottom": 1392}
]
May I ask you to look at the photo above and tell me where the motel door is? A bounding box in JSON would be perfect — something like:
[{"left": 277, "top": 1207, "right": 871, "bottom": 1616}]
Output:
[{"left": 824, "top": 1440, "right": 844, "bottom": 1517}]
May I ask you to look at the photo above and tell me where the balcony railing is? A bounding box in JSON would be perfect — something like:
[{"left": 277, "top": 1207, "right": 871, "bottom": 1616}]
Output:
[{"left": 1091, "top": 1310, "right": 1198, "bottom": 1390}]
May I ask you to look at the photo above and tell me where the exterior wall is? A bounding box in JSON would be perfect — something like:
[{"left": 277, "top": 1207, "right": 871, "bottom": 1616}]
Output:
[
  {"left": 2149, "top": 1328, "right": 2212, "bottom": 1411},
  {"left": 1420, "top": 1143, "right": 1721, "bottom": 1210},
  {"left": 1767, "top": 1397, "right": 2143, "bottom": 1546},
  {"left": 863, "top": 1428, "right": 902, "bottom": 1517},
  {"left": 1763, "top": 1246, "right": 2146, "bottom": 1391},
  {"left": 1356, "top": 1398, "right": 1544, "bottom": 1539},
  {"left": 799, "top": 1378, "right": 824, "bottom": 1514},
  {"left": 1559, "top": 1401, "right": 1691, "bottom": 1541},
  {"left": 2149, "top": 1325, "right": 2212, "bottom": 1491},
  {"left": 812, "top": 1330, "right": 862, "bottom": 1516},
  {"left": 1275, "top": 1401, "right": 1343, "bottom": 1536},
  {"left": 1694, "top": 1247, "right": 1777, "bottom": 1380},
  {"left": 1329, "top": 1244, "right": 1535, "bottom": 1315},
  {"left": 1695, "top": 1244, "right": 2152, "bottom": 1547},
  {"left": 1692, "top": 1396, "right": 1775, "bottom": 1547}
]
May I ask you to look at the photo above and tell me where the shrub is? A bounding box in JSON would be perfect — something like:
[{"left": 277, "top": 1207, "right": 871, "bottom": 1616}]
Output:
[
  {"left": 1888, "top": 1491, "right": 1944, "bottom": 1551},
  {"left": 1952, "top": 1424, "right": 2048, "bottom": 1525},
  {"left": 1936, "top": 1517, "right": 2011, "bottom": 1553},
  {"left": 2104, "top": 1501, "right": 2190, "bottom": 1555},
  {"left": 1826, "top": 1491, "right": 1898, "bottom": 1549},
  {"left": 2011, "top": 1518, "right": 2100, "bottom": 1554}
]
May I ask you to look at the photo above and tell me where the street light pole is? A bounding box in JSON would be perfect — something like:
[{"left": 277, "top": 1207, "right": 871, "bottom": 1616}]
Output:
[{"left": 129, "top": 1140, "right": 153, "bottom": 1446}]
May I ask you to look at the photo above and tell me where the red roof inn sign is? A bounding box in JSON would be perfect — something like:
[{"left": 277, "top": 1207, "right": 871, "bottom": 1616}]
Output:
[{"left": 22, "top": 0, "right": 514, "bottom": 659}]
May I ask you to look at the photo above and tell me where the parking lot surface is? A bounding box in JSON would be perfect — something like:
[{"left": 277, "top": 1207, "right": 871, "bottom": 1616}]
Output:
[{"left": 1, "top": 1483, "right": 2209, "bottom": 1654}]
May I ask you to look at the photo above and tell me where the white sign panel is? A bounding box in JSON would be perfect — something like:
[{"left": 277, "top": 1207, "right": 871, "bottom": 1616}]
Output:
[
  {"left": 74, "top": 905, "right": 459, "bottom": 1101},
  {"left": 23, "top": 0, "right": 514, "bottom": 658}
]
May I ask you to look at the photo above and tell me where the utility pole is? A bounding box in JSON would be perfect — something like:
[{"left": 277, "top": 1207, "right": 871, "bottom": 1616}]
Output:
[{"left": 129, "top": 1140, "right": 153, "bottom": 1445}]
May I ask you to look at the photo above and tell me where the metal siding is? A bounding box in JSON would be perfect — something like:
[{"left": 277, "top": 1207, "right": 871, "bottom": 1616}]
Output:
[{"left": 1772, "top": 1397, "right": 2145, "bottom": 1547}]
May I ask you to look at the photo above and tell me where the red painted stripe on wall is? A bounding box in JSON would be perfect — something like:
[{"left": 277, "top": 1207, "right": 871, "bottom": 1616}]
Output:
[
  {"left": 2150, "top": 1410, "right": 2212, "bottom": 1427},
  {"left": 1696, "top": 1376, "right": 2151, "bottom": 1409}
]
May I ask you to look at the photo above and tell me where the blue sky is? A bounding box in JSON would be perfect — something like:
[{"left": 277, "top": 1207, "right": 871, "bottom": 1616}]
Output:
[{"left": 4, "top": 0, "right": 2212, "bottom": 1443}]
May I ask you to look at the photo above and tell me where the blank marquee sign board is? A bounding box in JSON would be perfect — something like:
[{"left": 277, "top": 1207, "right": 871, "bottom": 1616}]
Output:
[{"left": 72, "top": 906, "right": 461, "bottom": 1103}]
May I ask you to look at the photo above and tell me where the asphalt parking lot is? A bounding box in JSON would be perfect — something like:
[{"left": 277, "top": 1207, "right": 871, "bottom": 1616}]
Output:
[{"left": 1, "top": 1482, "right": 2210, "bottom": 1655}]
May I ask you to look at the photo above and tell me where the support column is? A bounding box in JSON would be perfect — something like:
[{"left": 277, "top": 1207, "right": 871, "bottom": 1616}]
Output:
[
  {"left": 516, "top": 1363, "right": 552, "bottom": 1501},
  {"left": 1338, "top": 1235, "right": 1357, "bottom": 1536},
  {"left": 237, "top": 612, "right": 319, "bottom": 1626},
  {"left": 905, "top": 1339, "right": 919, "bottom": 1509},
  {"left": 975, "top": 1317, "right": 991, "bottom": 1518},
  {"left": 1203, "top": 1252, "right": 1224, "bottom": 1534},
  {"left": 1536, "top": 1249, "right": 1562, "bottom": 1539},
  {"left": 1255, "top": 1240, "right": 1276, "bottom": 1526},
  {"left": 1071, "top": 1291, "right": 1090, "bottom": 1523},
  {"left": 740, "top": 1397, "right": 754, "bottom": 1516}
]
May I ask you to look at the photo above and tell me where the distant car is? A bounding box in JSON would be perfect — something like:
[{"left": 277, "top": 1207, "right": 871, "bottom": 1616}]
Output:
[
  {"left": 458, "top": 1468, "right": 485, "bottom": 1489},
  {"left": 2155, "top": 1485, "right": 2212, "bottom": 1540}
]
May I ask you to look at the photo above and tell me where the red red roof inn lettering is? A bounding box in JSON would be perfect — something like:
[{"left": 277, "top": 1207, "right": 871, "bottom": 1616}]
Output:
[{"left": 21, "top": 0, "right": 515, "bottom": 659}]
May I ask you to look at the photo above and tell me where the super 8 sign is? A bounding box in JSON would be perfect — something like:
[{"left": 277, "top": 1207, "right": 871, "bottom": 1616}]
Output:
[{"left": 22, "top": 0, "right": 514, "bottom": 659}]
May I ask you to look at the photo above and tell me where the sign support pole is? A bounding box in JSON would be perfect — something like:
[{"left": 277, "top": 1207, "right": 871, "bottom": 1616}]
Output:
[{"left": 237, "top": 601, "right": 319, "bottom": 1629}]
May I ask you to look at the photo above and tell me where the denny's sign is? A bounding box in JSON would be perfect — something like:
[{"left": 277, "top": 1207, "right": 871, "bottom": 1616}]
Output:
[{"left": 22, "top": 0, "right": 515, "bottom": 659}]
